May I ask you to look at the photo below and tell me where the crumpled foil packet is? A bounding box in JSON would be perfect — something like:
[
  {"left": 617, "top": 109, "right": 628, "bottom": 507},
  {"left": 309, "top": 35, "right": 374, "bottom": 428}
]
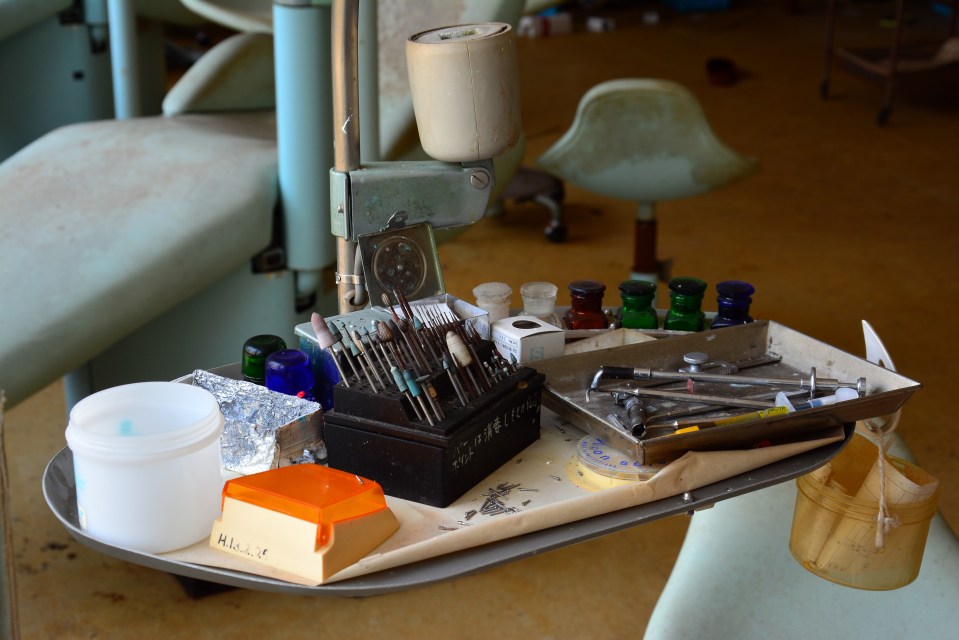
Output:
[{"left": 192, "top": 369, "right": 325, "bottom": 475}]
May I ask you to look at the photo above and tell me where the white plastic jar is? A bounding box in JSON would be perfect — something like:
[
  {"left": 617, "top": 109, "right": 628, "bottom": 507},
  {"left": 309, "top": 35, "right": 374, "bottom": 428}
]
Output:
[
  {"left": 472, "top": 282, "right": 513, "bottom": 325},
  {"left": 65, "top": 382, "right": 224, "bottom": 554}
]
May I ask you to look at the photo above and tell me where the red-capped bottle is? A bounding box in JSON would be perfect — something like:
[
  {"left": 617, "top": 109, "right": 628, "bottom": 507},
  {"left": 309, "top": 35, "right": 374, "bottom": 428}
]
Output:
[{"left": 564, "top": 280, "right": 608, "bottom": 330}]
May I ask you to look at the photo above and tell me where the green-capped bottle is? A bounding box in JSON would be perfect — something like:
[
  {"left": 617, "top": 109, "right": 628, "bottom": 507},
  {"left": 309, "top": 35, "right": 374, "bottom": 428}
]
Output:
[
  {"left": 663, "top": 277, "right": 707, "bottom": 332},
  {"left": 242, "top": 334, "right": 287, "bottom": 384},
  {"left": 618, "top": 280, "right": 658, "bottom": 329}
]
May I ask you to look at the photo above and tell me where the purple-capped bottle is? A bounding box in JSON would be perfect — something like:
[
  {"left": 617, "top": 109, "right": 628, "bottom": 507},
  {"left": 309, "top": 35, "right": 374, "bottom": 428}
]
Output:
[{"left": 710, "top": 280, "right": 755, "bottom": 329}]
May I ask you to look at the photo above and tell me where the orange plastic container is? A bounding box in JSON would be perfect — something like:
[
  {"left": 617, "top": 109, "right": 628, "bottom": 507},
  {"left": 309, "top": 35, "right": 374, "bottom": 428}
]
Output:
[
  {"left": 222, "top": 464, "right": 390, "bottom": 548},
  {"left": 212, "top": 464, "right": 398, "bottom": 583}
]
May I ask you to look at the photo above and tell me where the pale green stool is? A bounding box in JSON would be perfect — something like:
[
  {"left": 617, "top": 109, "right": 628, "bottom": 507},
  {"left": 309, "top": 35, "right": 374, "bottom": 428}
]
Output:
[{"left": 538, "top": 78, "right": 757, "bottom": 281}]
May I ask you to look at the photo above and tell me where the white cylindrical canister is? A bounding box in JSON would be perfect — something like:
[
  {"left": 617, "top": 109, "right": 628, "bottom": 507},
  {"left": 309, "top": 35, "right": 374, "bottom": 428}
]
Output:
[
  {"left": 473, "top": 281, "right": 513, "bottom": 325},
  {"left": 406, "top": 22, "right": 521, "bottom": 162},
  {"left": 65, "top": 382, "right": 224, "bottom": 554}
]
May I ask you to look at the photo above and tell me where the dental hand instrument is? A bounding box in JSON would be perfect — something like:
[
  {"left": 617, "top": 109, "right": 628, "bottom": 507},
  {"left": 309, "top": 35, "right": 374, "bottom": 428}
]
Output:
[
  {"left": 588, "top": 365, "right": 866, "bottom": 401},
  {"left": 776, "top": 386, "right": 860, "bottom": 412}
]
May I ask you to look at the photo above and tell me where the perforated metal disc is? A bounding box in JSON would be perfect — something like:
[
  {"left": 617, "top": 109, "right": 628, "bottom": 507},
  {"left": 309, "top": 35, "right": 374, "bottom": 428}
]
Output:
[{"left": 576, "top": 435, "right": 663, "bottom": 480}]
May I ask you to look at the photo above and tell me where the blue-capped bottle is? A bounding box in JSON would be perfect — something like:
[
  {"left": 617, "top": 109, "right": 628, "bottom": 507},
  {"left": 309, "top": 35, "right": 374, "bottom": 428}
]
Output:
[
  {"left": 618, "top": 280, "right": 658, "bottom": 330},
  {"left": 710, "top": 280, "right": 755, "bottom": 329},
  {"left": 663, "top": 277, "right": 707, "bottom": 332},
  {"left": 265, "top": 349, "right": 316, "bottom": 402}
]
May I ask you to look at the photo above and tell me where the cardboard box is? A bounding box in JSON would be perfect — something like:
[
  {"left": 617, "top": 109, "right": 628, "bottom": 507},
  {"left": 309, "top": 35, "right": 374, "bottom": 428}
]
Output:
[{"left": 492, "top": 316, "right": 565, "bottom": 363}]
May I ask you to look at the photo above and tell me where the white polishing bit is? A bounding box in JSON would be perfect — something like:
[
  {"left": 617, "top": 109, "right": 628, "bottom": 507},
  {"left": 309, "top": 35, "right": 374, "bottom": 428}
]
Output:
[{"left": 446, "top": 331, "right": 473, "bottom": 367}]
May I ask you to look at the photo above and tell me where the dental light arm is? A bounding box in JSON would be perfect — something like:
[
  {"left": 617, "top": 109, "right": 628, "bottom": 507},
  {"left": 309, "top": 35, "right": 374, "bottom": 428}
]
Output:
[{"left": 330, "top": 0, "right": 520, "bottom": 313}]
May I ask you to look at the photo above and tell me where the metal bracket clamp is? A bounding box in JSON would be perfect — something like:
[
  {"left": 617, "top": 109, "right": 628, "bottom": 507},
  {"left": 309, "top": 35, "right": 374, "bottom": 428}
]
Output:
[
  {"left": 335, "top": 273, "right": 364, "bottom": 285},
  {"left": 329, "top": 160, "right": 494, "bottom": 241},
  {"left": 331, "top": 169, "right": 352, "bottom": 239}
]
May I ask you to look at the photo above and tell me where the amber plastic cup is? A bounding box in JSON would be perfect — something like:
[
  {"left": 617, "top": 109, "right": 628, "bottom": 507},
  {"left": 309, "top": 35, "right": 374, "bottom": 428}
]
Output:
[{"left": 789, "top": 435, "right": 939, "bottom": 590}]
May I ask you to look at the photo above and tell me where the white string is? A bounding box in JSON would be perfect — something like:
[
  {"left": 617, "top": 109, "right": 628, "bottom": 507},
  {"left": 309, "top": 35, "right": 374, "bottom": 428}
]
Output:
[
  {"left": 864, "top": 412, "right": 902, "bottom": 549},
  {"left": 860, "top": 323, "right": 902, "bottom": 549}
]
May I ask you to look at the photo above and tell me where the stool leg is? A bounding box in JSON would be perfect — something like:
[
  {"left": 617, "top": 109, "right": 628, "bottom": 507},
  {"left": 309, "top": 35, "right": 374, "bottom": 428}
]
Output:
[
  {"left": 632, "top": 202, "right": 659, "bottom": 282},
  {"left": 821, "top": 0, "right": 838, "bottom": 100},
  {"left": 878, "top": 0, "right": 906, "bottom": 126},
  {"left": 536, "top": 193, "right": 567, "bottom": 243}
]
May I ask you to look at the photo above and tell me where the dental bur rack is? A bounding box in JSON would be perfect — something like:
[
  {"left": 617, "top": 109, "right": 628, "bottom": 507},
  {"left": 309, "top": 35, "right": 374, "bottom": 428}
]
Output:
[{"left": 326, "top": 288, "right": 520, "bottom": 428}]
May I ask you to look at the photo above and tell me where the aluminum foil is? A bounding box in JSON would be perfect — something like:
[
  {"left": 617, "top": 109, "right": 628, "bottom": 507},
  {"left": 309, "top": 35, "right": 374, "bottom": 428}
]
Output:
[{"left": 192, "top": 369, "right": 324, "bottom": 475}]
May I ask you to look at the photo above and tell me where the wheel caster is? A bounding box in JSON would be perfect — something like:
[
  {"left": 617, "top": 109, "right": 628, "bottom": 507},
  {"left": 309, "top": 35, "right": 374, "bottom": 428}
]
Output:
[{"left": 545, "top": 223, "right": 567, "bottom": 243}]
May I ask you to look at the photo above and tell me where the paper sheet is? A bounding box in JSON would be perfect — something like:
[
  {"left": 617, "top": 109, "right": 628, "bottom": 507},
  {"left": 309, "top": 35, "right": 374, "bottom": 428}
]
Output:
[
  {"left": 813, "top": 453, "right": 939, "bottom": 574},
  {"left": 165, "top": 408, "right": 842, "bottom": 586}
]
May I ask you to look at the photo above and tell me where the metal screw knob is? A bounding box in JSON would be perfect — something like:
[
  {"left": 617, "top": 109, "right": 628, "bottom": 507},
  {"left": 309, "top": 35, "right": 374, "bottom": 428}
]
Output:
[
  {"left": 470, "top": 170, "right": 491, "bottom": 189},
  {"left": 683, "top": 352, "right": 709, "bottom": 372}
]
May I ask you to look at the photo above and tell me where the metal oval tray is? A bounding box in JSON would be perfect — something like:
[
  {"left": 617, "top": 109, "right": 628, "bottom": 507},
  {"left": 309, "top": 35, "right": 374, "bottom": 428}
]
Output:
[{"left": 43, "top": 421, "right": 853, "bottom": 596}]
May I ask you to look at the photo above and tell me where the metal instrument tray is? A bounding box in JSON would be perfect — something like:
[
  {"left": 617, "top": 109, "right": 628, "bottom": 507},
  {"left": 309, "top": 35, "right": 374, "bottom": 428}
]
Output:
[
  {"left": 537, "top": 320, "right": 920, "bottom": 464},
  {"left": 42, "top": 420, "right": 853, "bottom": 596}
]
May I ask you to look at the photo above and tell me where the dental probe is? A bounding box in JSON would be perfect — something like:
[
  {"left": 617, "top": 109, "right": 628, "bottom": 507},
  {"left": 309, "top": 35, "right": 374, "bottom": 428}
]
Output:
[
  {"left": 604, "top": 386, "right": 779, "bottom": 409},
  {"left": 588, "top": 366, "right": 866, "bottom": 401}
]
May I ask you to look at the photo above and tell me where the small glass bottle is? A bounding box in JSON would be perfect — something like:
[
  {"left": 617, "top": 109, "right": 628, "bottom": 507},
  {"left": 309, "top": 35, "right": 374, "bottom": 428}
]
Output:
[
  {"left": 520, "top": 281, "right": 561, "bottom": 327},
  {"left": 663, "top": 277, "right": 707, "bottom": 332},
  {"left": 710, "top": 280, "right": 755, "bottom": 329},
  {"left": 241, "top": 334, "right": 287, "bottom": 384},
  {"left": 473, "top": 282, "right": 512, "bottom": 325},
  {"left": 618, "top": 279, "right": 658, "bottom": 329},
  {"left": 564, "top": 280, "right": 608, "bottom": 330},
  {"left": 265, "top": 349, "right": 316, "bottom": 401}
]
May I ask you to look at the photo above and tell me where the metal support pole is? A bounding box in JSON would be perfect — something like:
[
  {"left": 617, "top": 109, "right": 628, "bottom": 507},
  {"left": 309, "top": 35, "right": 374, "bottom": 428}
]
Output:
[
  {"left": 332, "top": 0, "right": 362, "bottom": 314},
  {"left": 274, "top": 1, "right": 336, "bottom": 302},
  {"left": 632, "top": 201, "right": 658, "bottom": 283},
  {"left": 358, "top": 0, "right": 380, "bottom": 162},
  {"left": 107, "top": 0, "right": 140, "bottom": 119}
]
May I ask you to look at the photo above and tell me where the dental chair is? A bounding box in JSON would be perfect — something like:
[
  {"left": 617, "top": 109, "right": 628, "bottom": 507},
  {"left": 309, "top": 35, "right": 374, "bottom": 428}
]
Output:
[
  {"left": 0, "top": 110, "right": 289, "bottom": 409},
  {"left": 643, "top": 321, "right": 959, "bottom": 639},
  {"left": 0, "top": 0, "right": 529, "bottom": 410},
  {"left": 0, "top": 0, "right": 204, "bottom": 162},
  {"left": 0, "top": 1, "right": 285, "bottom": 412},
  {"left": 537, "top": 78, "right": 757, "bottom": 282}
]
